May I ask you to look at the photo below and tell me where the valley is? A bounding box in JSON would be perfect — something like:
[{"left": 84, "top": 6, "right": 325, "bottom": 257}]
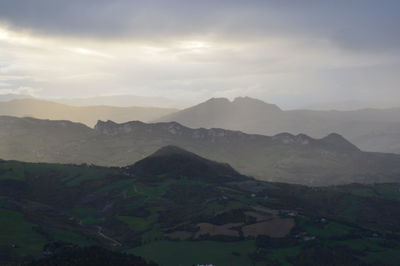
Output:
[{"left": 1, "top": 147, "right": 400, "bottom": 265}]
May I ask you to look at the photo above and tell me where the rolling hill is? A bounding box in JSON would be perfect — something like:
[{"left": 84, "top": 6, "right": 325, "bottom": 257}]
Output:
[{"left": 1, "top": 148, "right": 400, "bottom": 265}]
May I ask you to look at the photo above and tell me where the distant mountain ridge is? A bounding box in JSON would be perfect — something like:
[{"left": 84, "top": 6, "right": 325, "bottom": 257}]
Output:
[
  {"left": 1, "top": 116, "right": 400, "bottom": 186},
  {"left": 95, "top": 120, "right": 359, "bottom": 153},
  {"left": 55, "top": 94, "right": 184, "bottom": 108},
  {"left": 303, "top": 100, "right": 400, "bottom": 111},
  {"left": 3, "top": 96, "right": 400, "bottom": 154},
  {"left": 0, "top": 94, "right": 33, "bottom": 102},
  {"left": 156, "top": 96, "right": 400, "bottom": 154},
  {"left": 0, "top": 98, "right": 177, "bottom": 127},
  {"left": 157, "top": 97, "right": 282, "bottom": 130}
]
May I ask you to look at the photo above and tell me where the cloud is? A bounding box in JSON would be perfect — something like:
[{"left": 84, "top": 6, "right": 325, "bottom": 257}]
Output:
[
  {"left": 0, "top": 0, "right": 399, "bottom": 52},
  {"left": 0, "top": 1, "right": 399, "bottom": 108},
  {"left": 0, "top": 82, "right": 11, "bottom": 87},
  {"left": 64, "top": 47, "right": 115, "bottom": 59}
]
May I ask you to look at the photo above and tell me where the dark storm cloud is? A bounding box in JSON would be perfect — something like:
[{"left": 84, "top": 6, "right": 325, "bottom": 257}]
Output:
[{"left": 0, "top": 0, "right": 399, "bottom": 51}]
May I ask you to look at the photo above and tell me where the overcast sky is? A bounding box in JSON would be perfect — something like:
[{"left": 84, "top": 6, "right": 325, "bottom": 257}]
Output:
[{"left": 0, "top": 0, "right": 399, "bottom": 108}]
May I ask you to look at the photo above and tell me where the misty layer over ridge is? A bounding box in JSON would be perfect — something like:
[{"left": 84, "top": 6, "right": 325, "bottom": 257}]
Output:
[
  {"left": 54, "top": 95, "right": 184, "bottom": 108},
  {"left": 2, "top": 2, "right": 400, "bottom": 265},
  {"left": 0, "top": 98, "right": 177, "bottom": 126},
  {"left": 2, "top": 96, "right": 400, "bottom": 153},
  {"left": 157, "top": 96, "right": 400, "bottom": 154},
  {"left": 0, "top": 1, "right": 399, "bottom": 108},
  {"left": 1, "top": 115, "right": 400, "bottom": 186}
]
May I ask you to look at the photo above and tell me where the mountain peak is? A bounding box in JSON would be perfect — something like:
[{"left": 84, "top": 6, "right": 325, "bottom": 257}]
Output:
[
  {"left": 320, "top": 133, "right": 360, "bottom": 152},
  {"left": 205, "top": 97, "right": 231, "bottom": 103},
  {"left": 94, "top": 120, "right": 118, "bottom": 134},
  {"left": 232, "top": 96, "right": 282, "bottom": 111},
  {"left": 149, "top": 145, "right": 195, "bottom": 157},
  {"left": 95, "top": 119, "right": 118, "bottom": 127},
  {"left": 94, "top": 120, "right": 146, "bottom": 135},
  {"left": 195, "top": 96, "right": 282, "bottom": 112},
  {"left": 155, "top": 96, "right": 283, "bottom": 128},
  {"left": 272, "top": 132, "right": 314, "bottom": 145}
]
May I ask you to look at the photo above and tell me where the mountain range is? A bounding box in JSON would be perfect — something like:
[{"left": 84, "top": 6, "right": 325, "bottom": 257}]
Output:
[
  {"left": 1, "top": 116, "right": 400, "bottom": 186},
  {"left": 0, "top": 98, "right": 177, "bottom": 127},
  {"left": 157, "top": 96, "right": 400, "bottom": 153},
  {"left": 2, "top": 96, "right": 400, "bottom": 154},
  {"left": 0, "top": 94, "right": 183, "bottom": 108},
  {"left": 54, "top": 94, "right": 184, "bottom": 108},
  {"left": 303, "top": 100, "right": 400, "bottom": 111}
]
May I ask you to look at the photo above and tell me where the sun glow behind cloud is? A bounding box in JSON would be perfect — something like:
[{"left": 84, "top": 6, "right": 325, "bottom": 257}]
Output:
[
  {"left": 0, "top": 27, "right": 40, "bottom": 46},
  {"left": 64, "top": 47, "right": 115, "bottom": 59},
  {"left": 180, "top": 41, "right": 211, "bottom": 52}
]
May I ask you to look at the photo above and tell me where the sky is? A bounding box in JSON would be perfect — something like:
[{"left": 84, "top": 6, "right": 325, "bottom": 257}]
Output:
[{"left": 0, "top": 0, "right": 399, "bottom": 109}]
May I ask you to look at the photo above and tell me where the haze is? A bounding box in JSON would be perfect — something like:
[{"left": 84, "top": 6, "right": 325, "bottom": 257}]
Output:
[
  {"left": 3, "top": 2, "right": 400, "bottom": 265},
  {"left": 0, "top": 0, "right": 400, "bottom": 109}
]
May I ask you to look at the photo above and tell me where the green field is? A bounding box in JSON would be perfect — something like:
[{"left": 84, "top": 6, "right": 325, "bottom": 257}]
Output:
[
  {"left": 303, "top": 220, "right": 352, "bottom": 239},
  {"left": 0, "top": 208, "right": 46, "bottom": 256},
  {"left": 0, "top": 207, "right": 94, "bottom": 259},
  {"left": 129, "top": 240, "right": 256, "bottom": 266}
]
